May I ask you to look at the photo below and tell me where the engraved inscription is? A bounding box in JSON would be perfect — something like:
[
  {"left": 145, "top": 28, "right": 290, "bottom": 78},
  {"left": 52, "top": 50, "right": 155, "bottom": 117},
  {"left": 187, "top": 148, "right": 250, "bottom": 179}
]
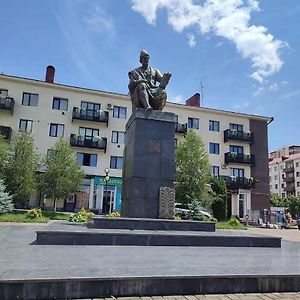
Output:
[{"left": 149, "top": 143, "right": 161, "bottom": 153}]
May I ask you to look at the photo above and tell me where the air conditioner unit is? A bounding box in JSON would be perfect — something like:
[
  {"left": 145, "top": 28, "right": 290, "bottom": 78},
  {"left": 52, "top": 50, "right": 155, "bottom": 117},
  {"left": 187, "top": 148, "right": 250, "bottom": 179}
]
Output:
[{"left": 106, "top": 103, "right": 114, "bottom": 110}]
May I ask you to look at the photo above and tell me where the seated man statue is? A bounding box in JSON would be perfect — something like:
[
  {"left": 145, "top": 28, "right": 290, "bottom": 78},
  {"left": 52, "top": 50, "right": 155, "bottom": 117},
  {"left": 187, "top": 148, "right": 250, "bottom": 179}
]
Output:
[{"left": 128, "top": 50, "right": 172, "bottom": 111}]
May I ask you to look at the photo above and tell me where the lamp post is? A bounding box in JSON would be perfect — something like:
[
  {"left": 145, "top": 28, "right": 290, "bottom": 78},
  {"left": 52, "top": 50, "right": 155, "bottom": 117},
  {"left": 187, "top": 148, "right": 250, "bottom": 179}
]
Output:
[{"left": 104, "top": 168, "right": 111, "bottom": 214}]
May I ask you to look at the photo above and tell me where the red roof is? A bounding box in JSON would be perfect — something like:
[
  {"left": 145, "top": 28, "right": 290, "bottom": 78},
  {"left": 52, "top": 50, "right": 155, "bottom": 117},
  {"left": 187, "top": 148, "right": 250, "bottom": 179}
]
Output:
[{"left": 269, "top": 152, "right": 300, "bottom": 165}]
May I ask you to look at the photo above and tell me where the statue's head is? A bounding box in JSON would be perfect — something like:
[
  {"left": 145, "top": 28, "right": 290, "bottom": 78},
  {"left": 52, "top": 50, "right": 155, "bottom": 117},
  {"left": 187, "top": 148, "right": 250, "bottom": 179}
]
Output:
[{"left": 139, "top": 50, "right": 150, "bottom": 64}]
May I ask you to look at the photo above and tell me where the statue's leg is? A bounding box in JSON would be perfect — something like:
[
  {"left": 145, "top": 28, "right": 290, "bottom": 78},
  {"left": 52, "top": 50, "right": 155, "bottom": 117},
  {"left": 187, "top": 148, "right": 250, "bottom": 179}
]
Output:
[
  {"left": 138, "top": 83, "right": 151, "bottom": 109},
  {"left": 151, "top": 89, "right": 167, "bottom": 110}
]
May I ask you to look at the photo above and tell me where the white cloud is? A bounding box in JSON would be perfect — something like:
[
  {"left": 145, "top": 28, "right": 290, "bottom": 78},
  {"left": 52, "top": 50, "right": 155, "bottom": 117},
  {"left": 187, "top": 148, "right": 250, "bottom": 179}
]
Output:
[
  {"left": 253, "top": 82, "right": 279, "bottom": 96},
  {"left": 281, "top": 90, "right": 300, "bottom": 100},
  {"left": 172, "top": 94, "right": 184, "bottom": 103},
  {"left": 187, "top": 33, "right": 196, "bottom": 47},
  {"left": 131, "top": 0, "right": 285, "bottom": 83}
]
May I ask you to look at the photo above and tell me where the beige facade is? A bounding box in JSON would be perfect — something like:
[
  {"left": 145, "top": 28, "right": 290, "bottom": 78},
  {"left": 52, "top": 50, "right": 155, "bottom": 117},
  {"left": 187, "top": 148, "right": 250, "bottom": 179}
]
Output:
[{"left": 0, "top": 68, "right": 272, "bottom": 219}]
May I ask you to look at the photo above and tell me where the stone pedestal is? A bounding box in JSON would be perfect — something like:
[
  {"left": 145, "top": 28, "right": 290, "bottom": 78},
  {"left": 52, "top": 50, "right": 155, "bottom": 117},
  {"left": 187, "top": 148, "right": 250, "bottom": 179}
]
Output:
[{"left": 121, "top": 108, "right": 176, "bottom": 218}]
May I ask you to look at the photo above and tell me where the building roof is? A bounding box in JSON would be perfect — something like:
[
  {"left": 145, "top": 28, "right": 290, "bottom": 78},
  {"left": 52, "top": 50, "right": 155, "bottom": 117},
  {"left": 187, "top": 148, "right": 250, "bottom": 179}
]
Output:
[
  {"left": 269, "top": 152, "right": 300, "bottom": 165},
  {"left": 0, "top": 73, "right": 273, "bottom": 122}
]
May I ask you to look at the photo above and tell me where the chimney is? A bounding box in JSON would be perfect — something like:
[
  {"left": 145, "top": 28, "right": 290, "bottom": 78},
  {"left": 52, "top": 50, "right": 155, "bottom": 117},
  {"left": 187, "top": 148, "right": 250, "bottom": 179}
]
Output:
[
  {"left": 45, "top": 65, "right": 55, "bottom": 83},
  {"left": 185, "top": 93, "right": 200, "bottom": 107}
]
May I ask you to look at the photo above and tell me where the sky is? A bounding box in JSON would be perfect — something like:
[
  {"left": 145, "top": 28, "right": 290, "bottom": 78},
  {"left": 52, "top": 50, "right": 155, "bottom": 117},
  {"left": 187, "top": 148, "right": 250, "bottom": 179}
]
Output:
[{"left": 0, "top": 0, "right": 299, "bottom": 152}]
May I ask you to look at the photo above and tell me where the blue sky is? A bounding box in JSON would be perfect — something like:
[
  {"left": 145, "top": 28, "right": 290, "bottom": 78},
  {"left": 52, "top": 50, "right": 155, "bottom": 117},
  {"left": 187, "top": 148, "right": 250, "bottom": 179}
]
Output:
[{"left": 0, "top": 0, "right": 299, "bottom": 152}]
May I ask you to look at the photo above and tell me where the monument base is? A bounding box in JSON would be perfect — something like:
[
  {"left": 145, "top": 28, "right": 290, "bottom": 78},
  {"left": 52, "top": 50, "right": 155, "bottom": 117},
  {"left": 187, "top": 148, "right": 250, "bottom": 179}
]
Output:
[{"left": 121, "top": 109, "right": 176, "bottom": 219}]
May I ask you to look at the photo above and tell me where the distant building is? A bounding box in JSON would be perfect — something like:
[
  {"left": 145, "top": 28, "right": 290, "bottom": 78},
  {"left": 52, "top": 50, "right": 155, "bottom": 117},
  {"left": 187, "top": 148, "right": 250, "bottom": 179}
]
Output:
[
  {"left": 269, "top": 152, "right": 300, "bottom": 197},
  {"left": 0, "top": 66, "right": 273, "bottom": 220},
  {"left": 269, "top": 145, "right": 300, "bottom": 159}
]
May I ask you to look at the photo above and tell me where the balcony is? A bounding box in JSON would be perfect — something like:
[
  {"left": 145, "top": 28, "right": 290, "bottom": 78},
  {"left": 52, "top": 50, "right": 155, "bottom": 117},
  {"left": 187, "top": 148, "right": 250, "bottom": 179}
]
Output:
[
  {"left": 0, "top": 126, "right": 12, "bottom": 140},
  {"left": 224, "top": 129, "right": 253, "bottom": 144},
  {"left": 225, "top": 152, "right": 255, "bottom": 166},
  {"left": 0, "top": 97, "right": 15, "bottom": 114},
  {"left": 175, "top": 123, "right": 187, "bottom": 134},
  {"left": 72, "top": 107, "right": 109, "bottom": 126},
  {"left": 283, "top": 166, "right": 294, "bottom": 173},
  {"left": 220, "top": 176, "right": 255, "bottom": 190},
  {"left": 284, "top": 184, "right": 295, "bottom": 193},
  {"left": 283, "top": 176, "right": 294, "bottom": 183},
  {"left": 70, "top": 134, "right": 107, "bottom": 153}
]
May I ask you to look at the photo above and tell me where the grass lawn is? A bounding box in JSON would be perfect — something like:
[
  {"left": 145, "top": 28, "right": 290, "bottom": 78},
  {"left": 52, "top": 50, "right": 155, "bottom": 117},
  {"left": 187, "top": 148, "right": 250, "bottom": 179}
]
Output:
[
  {"left": 0, "top": 210, "right": 71, "bottom": 223},
  {"left": 216, "top": 221, "right": 246, "bottom": 230}
]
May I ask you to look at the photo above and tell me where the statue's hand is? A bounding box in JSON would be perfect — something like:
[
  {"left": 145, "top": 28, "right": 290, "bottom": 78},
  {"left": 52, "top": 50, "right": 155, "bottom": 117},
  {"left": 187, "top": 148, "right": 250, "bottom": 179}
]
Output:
[
  {"left": 139, "top": 79, "right": 148, "bottom": 84},
  {"left": 164, "top": 72, "right": 172, "bottom": 79}
]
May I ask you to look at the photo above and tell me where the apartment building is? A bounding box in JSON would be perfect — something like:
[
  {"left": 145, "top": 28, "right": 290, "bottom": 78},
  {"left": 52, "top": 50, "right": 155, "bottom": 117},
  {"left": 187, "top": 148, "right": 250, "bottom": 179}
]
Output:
[
  {"left": 269, "top": 153, "right": 300, "bottom": 197},
  {"left": 269, "top": 145, "right": 300, "bottom": 159},
  {"left": 0, "top": 66, "right": 272, "bottom": 220}
]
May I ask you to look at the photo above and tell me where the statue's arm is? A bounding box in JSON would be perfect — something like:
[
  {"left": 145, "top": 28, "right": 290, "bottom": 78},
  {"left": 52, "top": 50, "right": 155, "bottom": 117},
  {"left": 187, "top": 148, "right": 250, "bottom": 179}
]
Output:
[{"left": 128, "top": 70, "right": 147, "bottom": 91}]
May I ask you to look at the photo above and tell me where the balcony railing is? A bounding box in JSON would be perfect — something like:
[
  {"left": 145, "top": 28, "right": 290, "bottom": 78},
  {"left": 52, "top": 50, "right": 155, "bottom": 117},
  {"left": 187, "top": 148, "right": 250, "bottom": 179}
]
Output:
[
  {"left": 225, "top": 152, "right": 255, "bottom": 166},
  {"left": 283, "top": 166, "right": 294, "bottom": 173},
  {"left": 283, "top": 176, "right": 294, "bottom": 183},
  {"left": 284, "top": 185, "right": 295, "bottom": 193},
  {"left": 175, "top": 123, "right": 187, "bottom": 134},
  {"left": 224, "top": 129, "right": 253, "bottom": 144},
  {"left": 220, "top": 176, "right": 255, "bottom": 190},
  {"left": 0, "top": 97, "right": 15, "bottom": 114},
  {"left": 72, "top": 107, "right": 109, "bottom": 126},
  {"left": 0, "top": 126, "right": 12, "bottom": 140},
  {"left": 70, "top": 134, "right": 107, "bottom": 152}
]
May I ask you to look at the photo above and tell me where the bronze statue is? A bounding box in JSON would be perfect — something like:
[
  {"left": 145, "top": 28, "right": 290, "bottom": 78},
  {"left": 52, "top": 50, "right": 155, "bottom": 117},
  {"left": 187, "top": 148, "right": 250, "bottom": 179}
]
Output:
[{"left": 128, "top": 50, "right": 172, "bottom": 111}]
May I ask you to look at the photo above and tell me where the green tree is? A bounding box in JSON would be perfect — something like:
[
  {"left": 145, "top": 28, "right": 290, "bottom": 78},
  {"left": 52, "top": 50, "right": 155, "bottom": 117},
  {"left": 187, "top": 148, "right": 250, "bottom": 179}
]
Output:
[
  {"left": 210, "top": 176, "right": 228, "bottom": 221},
  {"left": 175, "top": 130, "right": 212, "bottom": 209},
  {"left": 286, "top": 196, "right": 300, "bottom": 216},
  {"left": 5, "top": 133, "right": 38, "bottom": 208},
  {"left": 270, "top": 193, "right": 286, "bottom": 207},
  {"left": 0, "top": 179, "right": 14, "bottom": 213},
  {"left": 39, "top": 138, "right": 84, "bottom": 211}
]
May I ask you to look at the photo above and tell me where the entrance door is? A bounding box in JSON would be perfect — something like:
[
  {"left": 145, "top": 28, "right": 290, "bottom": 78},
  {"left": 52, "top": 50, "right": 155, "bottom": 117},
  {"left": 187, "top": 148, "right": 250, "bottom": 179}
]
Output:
[
  {"left": 64, "top": 195, "right": 76, "bottom": 212},
  {"left": 102, "top": 190, "right": 115, "bottom": 214},
  {"left": 239, "top": 194, "right": 245, "bottom": 218}
]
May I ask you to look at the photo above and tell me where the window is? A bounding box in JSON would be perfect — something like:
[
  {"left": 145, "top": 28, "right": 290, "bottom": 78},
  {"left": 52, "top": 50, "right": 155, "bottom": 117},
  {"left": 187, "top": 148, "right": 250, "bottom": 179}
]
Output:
[
  {"left": 296, "top": 162, "right": 299, "bottom": 168},
  {"left": 77, "top": 153, "right": 97, "bottom": 167},
  {"left": 0, "top": 89, "right": 8, "bottom": 97},
  {"left": 280, "top": 165, "right": 283, "bottom": 170},
  {"left": 229, "top": 123, "right": 243, "bottom": 131},
  {"left": 81, "top": 101, "right": 101, "bottom": 117},
  {"left": 22, "top": 92, "right": 38, "bottom": 107},
  {"left": 188, "top": 117, "right": 199, "bottom": 129},
  {"left": 275, "top": 184, "right": 278, "bottom": 189},
  {"left": 113, "top": 106, "right": 127, "bottom": 119},
  {"left": 274, "top": 166, "right": 278, "bottom": 172},
  {"left": 269, "top": 176, "right": 272, "bottom": 182},
  {"left": 78, "top": 127, "right": 99, "bottom": 138},
  {"left": 282, "top": 183, "right": 284, "bottom": 188},
  {"left": 49, "top": 123, "right": 64, "bottom": 137},
  {"left": 209, "top": 120, "right": 219, "bottom": 132},
  {"left": 230, "top": 168, "right": 244, "bottom": 177},
  {"left": 112, "top": 131, "right": 125, "bottom": 144},
  {"left": 52, "top": 97, "right": 68, "bottom": 111},
  {"left": 270, "top": 184, "right": 272, "bottom": 190},
  {"left": 209, "top": 143, "right": 219, "bottom": 154},
  {"left": 297, "top": 182, "right": 300, "bottom": 187},
  {"left": 229, "top": 145, "right": 243, "bottom": 154},
  {"left": 274, "top": 175, "right": 278, "bottom": 180},
  {"left": 282, "top": 193, "right": 285, "bottom": 198},
  {"left": 211, "top": 166, "right": 219, "bottom": 177},
  {"left": 297, "top": 172, "right": 300, "bottom": 177},
  {"left": 110, "top": 156, "right": 123, "bottom": 169},
  {"left": 282, "top": 174, "right": 285, "bottom": 179},
  {"left": 19, "top": 119, "right": 33, "bottom": 133}
]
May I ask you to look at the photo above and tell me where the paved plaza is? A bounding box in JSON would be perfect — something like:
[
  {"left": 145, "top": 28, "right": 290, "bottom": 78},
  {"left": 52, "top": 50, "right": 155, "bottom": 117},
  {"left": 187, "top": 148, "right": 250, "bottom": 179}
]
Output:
[{"left": 0, "top": 222, "right": 299, "bottom": 299}]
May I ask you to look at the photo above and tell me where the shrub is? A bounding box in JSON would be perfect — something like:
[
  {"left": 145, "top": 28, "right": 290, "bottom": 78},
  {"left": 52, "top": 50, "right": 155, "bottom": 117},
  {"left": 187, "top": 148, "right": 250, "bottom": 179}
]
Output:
[
  {"left": 228, "top": 216, "right": 240, "bottom": 226},
  {"left": 27, "top": 208, "right": 42, "bottom": 219},
  {"left": 0, "top": 179, "right": 14, "bottom": 214},
  {"left": 69, "top": 207, "right": 95, "bottom": 223},
  {"left": 106, "top": 211, "right": 120, "bottom": 218}
]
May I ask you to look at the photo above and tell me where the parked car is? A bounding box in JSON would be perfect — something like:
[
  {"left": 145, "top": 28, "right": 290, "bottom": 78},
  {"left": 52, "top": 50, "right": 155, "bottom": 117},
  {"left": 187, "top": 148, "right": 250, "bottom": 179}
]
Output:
[{"left": 174, "top": 203, "right": 212, "bottom": 219}]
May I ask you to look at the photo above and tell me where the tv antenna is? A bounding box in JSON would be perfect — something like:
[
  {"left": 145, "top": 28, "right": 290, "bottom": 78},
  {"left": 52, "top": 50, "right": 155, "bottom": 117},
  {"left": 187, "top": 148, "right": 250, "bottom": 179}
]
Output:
[{"left": 200, "top": 77, "right": 206, "bottom": 106}]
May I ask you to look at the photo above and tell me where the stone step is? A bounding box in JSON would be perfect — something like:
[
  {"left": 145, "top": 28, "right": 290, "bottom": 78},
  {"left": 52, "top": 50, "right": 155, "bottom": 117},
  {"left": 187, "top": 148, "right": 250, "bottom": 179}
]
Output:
[
  {"left": 36, "top": 228, "right": 281, "bottom": 247},
  {"left": 90, "top": 216, "right": 215, "bottom": 232}
]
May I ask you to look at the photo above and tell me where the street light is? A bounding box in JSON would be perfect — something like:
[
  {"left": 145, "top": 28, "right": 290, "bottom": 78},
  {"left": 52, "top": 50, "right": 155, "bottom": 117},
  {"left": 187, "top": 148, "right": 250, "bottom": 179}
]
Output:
[{"left": 104, "top": 168, "right": 111, "bottom": 214}]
